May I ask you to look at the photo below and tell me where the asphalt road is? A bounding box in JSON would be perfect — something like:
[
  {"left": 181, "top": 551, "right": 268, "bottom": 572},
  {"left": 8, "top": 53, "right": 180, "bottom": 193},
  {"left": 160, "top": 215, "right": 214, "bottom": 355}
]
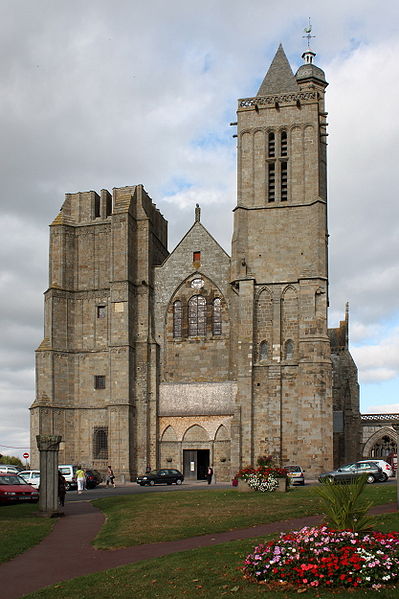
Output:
[
  {"left": 65, "top": 477, "right": 398, "bottom": 502},
  {"left": 65, "top": 480, "right": 230, "bottom": 501}
]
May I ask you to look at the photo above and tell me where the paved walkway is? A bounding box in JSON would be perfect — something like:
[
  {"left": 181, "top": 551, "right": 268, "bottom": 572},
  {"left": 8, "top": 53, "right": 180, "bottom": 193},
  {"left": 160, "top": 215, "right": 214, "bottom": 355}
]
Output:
[{"left": 0, "top": 501, "right": 396, "bottom": 599}]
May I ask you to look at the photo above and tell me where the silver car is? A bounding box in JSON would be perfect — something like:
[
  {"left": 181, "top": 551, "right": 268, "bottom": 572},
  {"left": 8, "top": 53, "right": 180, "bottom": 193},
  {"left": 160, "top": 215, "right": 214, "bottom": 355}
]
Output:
[{"left": 319, "top": 461, "right": 385, "bottom": 484}]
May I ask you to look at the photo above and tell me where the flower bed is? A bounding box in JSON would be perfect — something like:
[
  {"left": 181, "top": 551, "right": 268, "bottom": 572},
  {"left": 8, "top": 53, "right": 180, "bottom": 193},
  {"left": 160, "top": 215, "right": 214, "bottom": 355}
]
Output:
[
  {"left": 235, "top": 462, "right": 287, "bottom": 493},
  {"left": 243, "top": 525, "right": 399, "bottom": 590}
]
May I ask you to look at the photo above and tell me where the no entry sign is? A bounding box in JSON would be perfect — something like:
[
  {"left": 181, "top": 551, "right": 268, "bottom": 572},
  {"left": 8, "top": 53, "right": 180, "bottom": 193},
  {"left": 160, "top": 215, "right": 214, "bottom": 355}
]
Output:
[{"left": 23, "top": 452, "right": 29, "bottom": 459}]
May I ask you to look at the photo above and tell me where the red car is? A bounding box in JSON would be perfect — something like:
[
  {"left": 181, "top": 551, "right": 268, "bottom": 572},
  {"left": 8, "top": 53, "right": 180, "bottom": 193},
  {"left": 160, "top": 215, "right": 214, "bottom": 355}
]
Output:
[{"left": 0, "top": 473, "right": 39, "bottom": 504}]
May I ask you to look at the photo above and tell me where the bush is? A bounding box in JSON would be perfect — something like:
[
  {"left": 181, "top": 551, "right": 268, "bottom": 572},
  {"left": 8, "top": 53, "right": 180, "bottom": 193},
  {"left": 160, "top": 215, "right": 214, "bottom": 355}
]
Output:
[{"left": 314, "top": 475, "right": 375, "bottom": 532}]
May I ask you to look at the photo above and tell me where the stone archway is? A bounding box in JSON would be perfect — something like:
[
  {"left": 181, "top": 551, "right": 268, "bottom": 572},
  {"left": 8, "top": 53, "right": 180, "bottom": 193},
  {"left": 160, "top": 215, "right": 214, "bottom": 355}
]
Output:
[{"left": 363, "top": 426, "right": 397, "bottom": 457}]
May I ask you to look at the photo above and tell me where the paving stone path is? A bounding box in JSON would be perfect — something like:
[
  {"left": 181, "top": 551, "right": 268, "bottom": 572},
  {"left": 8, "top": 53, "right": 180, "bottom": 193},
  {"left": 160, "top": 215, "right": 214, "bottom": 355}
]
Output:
[{"left": 0, "top": 500, "right": 396, "bottom": 599}]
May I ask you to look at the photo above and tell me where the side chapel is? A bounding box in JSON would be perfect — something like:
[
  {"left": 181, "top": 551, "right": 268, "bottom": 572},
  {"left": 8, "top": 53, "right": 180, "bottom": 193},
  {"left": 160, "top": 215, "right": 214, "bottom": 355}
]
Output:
[{"left": 31, "top": 44, "right": 361, "bottom": 480}]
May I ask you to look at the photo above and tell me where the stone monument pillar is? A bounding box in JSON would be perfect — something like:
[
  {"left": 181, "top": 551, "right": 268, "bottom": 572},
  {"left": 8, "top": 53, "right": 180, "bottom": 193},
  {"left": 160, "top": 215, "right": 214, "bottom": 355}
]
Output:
[{"left": 36, "top": 434, "right": 62, "bottom": 517}]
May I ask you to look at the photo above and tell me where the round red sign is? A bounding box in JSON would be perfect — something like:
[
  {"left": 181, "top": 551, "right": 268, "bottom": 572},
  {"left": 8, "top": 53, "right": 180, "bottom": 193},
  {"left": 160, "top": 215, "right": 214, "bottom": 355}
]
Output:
[{"left": 23, "top": 452, "right": 29, "bottom": 459}]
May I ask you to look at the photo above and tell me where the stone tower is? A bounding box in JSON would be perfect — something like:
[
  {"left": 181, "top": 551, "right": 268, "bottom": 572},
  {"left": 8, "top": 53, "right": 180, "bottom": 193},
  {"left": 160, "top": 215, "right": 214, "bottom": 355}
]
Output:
[
  {"left": 230, "top": 44, "right": 333, "bottom": 476},
  {"left": 30, "top": 186, "right": 168, "bottom": 475}
]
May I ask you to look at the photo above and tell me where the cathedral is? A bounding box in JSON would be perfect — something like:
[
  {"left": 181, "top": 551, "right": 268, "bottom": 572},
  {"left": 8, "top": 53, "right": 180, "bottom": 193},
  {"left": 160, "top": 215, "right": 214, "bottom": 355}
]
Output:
[{"left": 30, "top": 44, "right": 361, "bottom": 481}]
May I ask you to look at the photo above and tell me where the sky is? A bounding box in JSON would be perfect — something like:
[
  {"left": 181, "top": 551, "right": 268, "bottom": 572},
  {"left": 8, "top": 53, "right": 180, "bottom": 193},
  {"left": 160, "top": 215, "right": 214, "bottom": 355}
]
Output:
[{"left": 1, "top": 0, "right": 399, "bottom": 459}]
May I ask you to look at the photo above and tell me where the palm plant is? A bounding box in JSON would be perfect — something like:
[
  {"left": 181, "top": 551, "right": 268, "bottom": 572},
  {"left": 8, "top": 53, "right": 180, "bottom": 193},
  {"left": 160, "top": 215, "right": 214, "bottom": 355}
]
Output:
[{"left": 314, "top": 475, "right": 376, "bottom": 532}]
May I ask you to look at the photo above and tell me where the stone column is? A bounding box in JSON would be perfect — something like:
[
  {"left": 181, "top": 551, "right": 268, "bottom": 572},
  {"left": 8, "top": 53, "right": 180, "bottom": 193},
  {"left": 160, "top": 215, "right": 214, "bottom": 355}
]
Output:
[{"left": 36, "top": 434, "right": 62, "bottom": 517}]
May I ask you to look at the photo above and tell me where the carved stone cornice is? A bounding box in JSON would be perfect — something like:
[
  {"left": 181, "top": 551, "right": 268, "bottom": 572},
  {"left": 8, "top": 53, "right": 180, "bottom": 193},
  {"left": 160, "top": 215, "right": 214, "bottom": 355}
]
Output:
[{"left": 239, "top": 91, "right": 318, "bottom": 108}]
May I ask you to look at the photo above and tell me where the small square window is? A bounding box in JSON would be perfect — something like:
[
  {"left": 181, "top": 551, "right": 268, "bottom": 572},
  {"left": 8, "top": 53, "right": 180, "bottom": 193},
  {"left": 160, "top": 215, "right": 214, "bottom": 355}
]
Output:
[
  {"left": 193, "top": 251, "right": 201, "bottom": 263},
  {"left": 97, "top": 305, "right": 106, "bottom": 318},
  {"left": 94, "top": 375, "right": 106, "bottom": 389}
]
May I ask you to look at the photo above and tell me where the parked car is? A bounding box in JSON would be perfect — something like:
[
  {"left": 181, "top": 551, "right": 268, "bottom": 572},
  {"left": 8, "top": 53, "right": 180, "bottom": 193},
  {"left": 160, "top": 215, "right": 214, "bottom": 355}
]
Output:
[
  {"left": 0, "top": 473, "right": 39, "bottom": 504},
  {"left": 58, "top": 465, "right": 77, "bottom": 490},
  {"left": 136, "top": 469, "right": 184, "bottom": 486},
  {"left": 18, "top": 470, "right": 40, "bottom": 489},
  {"left": 85, "top": 469, "right": 103, "bottom": 489},
  {"left": 319, "top": 461, "right": 385, "bottom": 484},
  {"left": 286, "top": 465, "right": 305, "bottom": 485},
  {"left": 0, "top": 465, "right": 22, "bottom": 474},
  {"left": 357, "top": 459, "right": 393, "bottom": 480}
]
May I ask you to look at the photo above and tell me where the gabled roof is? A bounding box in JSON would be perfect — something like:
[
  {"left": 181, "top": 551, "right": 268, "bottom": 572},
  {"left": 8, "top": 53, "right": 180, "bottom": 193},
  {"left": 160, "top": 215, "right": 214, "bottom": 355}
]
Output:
[{"left": 257, "top": 44, "right": 299, "bottom": 96}]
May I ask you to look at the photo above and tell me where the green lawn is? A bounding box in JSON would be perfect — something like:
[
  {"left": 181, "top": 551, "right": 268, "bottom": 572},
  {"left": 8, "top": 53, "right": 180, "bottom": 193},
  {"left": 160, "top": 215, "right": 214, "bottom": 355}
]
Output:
[
  {"left": 0, "top": 503, "right": 54, "bottom": 563},
  {"left": 22, "top": 511, "right": 399, "bottom": 599},
  {"left": 92, "top": 484, "right": 396, "bottom": 549}
]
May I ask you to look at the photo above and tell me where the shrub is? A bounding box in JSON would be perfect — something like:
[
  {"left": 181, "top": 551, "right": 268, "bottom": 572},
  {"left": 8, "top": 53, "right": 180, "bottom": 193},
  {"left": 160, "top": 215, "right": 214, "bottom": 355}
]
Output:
[{"left": 314, "top": 475, "right": 375, "bottom": 532}]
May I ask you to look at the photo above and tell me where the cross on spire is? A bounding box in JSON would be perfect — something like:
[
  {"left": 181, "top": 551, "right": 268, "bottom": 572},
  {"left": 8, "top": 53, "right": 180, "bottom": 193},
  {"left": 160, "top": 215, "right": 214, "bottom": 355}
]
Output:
[{"left": 302, "top": 17, "right": 315, "bottom": 48}]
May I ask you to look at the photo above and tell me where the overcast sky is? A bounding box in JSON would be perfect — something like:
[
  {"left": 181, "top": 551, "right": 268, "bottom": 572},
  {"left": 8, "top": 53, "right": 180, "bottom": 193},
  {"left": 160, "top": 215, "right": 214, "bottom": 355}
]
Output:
[{"left": 1, "top": 1, "right": 399, "bottom": 458}]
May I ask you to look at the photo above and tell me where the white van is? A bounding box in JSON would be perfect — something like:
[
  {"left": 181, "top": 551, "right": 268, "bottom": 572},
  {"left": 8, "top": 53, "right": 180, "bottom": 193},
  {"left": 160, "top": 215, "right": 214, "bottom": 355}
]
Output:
[{"left": 58, "top": 465, "right": 77, "bottom": 490}]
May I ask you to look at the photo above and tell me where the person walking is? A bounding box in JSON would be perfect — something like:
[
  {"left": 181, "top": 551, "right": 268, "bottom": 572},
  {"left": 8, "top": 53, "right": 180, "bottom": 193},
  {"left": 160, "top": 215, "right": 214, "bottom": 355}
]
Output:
[
  {"left": 106, "top": 465, "right": 115, "bottom": 488},
  {"left": 58, "top": 471, "right": 66, "bottom": 506},
  {"left": 76, "top": 466, "right": 86, "bottom": 494},
  {"left": 206, "top": 466, "right": 213, "bottom": 485}
]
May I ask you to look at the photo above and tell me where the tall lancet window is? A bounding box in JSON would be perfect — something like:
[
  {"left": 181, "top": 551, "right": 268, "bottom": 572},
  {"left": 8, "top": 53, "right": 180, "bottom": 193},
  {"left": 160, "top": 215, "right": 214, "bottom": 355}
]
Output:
[
  {"left": 212, "top": 298, "right": 222, "bottom": 335},
  {"left": 267, "top": 130, "right": 289, "bottom": 203},
  {"left": 188, "top": 295, "right": 206, "bottom": 336},
  {"left": 173, "top": 301, "right": 182, "bottom": 338}
]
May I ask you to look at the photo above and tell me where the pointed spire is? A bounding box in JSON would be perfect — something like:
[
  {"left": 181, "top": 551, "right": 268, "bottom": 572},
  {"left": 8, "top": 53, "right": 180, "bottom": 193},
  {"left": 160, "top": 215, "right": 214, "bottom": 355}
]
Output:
[{"left": 257, "top": 44, "right": 299, "bottom": 97}]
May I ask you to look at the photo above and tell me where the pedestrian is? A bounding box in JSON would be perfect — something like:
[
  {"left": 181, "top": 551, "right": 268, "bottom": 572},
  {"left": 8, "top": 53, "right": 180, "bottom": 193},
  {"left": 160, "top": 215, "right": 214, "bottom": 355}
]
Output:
[
  {"left": 206, "top": 466, "right": 213, "bottom": 485},
  {"left": 145, "top": 465, "right": 151, "bottom": 473},
  {"left": 76, "top": 466, "right": 85, "bottom": 494},
  {"left": 106, "top": 465, "right": 116, "bottom": 488},
  {"left": 58, "top": 471, "right": 66, "bottom": 506}
]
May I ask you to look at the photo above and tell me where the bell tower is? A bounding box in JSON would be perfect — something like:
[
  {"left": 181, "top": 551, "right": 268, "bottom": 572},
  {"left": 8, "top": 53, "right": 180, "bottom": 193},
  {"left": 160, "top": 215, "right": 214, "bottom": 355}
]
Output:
[{"left": 230, "top": 44, "right": 333, "bottom": 477}]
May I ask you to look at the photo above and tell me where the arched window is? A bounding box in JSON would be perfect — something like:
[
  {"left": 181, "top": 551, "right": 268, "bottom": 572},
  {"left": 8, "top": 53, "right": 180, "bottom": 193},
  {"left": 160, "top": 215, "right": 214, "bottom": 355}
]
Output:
[
  {"left": 259, "top": 340, "right": 268, "bottom": 361},
  {"left": 93, "top": 427, "right": 108, "bottom": 459},
  {"left": 371, "top": 435, "right": 396, "bottom": 458},
  {"left": 173, "top": 301, "right": 182, "bottom": 338},
  {"left": 281, "top": 130, "right": 288, "bottom": 156},
  {"left": 284, "top": 339, "right": 294, "bottom": 360},
  {"left": 212, "top": 298, "right": 222, "bottom": 335},
  {"left": 188, "top": 295, "right": 206, "bottom": 336},
  {"left": 268, "top": 132, "right": 275, "bottom": 157}
]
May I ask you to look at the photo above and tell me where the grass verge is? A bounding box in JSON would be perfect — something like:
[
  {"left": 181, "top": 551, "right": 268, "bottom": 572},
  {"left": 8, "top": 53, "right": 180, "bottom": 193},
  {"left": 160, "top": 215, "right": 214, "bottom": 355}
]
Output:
[
  {"left": 92, "top": 484, "right": 396, "bottom": 549},
  {"left": 22, "top": 512, "right": 399, "bottom": 599},
  {"left": 0, "top": 503, "right": 54, "bottom": 563}
]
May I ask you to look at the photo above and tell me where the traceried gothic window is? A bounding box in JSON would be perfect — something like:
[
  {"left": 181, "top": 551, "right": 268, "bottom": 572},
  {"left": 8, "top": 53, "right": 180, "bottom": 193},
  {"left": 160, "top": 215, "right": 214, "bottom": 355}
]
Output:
[
  {"left": 259, "top": 340, "right": 268, "bottom": 361},
  {"left": 93, "top": 427, "right": 108, "bottom": 459},
  {"left": 284, "top": 339, "right": 294, "bottom": 360},
  {"left": 173, "top": 301, "right": 182, "bottom": 338},
  {"left": 371, "top": 435, "right": 396, "bottom": 458},
  {"left": 212, "top": 298, "right": 222, "bottom": 335},
  {"left": 188, "top": 295, "right": 206, "bottom": 336}
]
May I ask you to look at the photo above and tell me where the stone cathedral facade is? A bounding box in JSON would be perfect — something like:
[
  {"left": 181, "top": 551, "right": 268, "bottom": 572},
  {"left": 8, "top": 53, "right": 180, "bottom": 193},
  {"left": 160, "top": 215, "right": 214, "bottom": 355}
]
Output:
[{"left": 31, "top": 45, "right": 361, "bottom": 481}]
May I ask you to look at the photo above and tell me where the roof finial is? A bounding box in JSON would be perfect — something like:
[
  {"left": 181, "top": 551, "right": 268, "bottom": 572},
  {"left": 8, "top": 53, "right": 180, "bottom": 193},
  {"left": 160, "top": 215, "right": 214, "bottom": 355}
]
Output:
[
  {"left": 195, "top": 203, "right": 201, "bottom": 223},
  {"left": 302, "top": 18, "right": 316, "bottom": 64}
]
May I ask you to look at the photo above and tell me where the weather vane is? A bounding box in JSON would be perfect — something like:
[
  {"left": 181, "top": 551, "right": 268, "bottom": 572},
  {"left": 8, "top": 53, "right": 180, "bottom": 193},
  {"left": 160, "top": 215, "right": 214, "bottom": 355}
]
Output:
[{"left": 303, "top": 17, "right": 315, "bottom": 48}]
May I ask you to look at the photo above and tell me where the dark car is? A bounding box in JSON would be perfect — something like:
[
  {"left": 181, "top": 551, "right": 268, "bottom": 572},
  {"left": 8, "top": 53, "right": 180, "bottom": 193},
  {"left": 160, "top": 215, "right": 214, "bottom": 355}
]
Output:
[
  {"left": 319, "top": 461, "right": 385, "bottom": 484},
  {"left": 136, "top": 469, "right": 184, "bottom": 486},
  {"left": 0, "top": 473, "right": 40, "bottom": 504},
  {"left": 85, "top": 469, "right": 103, "bottom": 489}
]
